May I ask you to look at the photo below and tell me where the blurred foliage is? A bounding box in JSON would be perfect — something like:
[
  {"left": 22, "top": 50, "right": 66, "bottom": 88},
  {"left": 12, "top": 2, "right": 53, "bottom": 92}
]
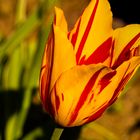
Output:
[
  {"left": 0, "top": 0, "right": 140, "bottom": 140},
  {"left": 0, "top": 0, "right": 57, "bottom": 139}
]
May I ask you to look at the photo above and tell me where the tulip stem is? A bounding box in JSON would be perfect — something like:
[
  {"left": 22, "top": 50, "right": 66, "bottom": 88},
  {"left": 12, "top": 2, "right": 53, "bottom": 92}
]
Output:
[{"left": 51, "top": 128, "right": 64, "bottom": 140}]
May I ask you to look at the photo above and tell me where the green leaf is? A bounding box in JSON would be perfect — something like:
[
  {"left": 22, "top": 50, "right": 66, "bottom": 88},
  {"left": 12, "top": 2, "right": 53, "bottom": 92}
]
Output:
[
  {"left": 3, "top": 46, "right": 23, "bottom": 89},
  {"left": 22, "top": 128, "right": 43, "bottom": 140},
  {"left": 5, "top": 113, "right": 18, "bottom": 140},
  {"left": 13, "top": 13, "right": 53, "bottom": 140}
]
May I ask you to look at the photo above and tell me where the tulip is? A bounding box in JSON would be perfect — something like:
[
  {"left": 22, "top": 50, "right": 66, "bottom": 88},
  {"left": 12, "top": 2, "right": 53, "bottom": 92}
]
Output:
[{"left": 40, "top": 0, "right": 140, "bottom": 127}]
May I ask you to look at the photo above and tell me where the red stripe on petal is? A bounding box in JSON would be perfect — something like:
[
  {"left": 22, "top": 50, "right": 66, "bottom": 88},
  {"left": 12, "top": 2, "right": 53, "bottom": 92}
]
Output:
[
  {"left": 76, "top": 0, "right": 99, "bottom": 64},
  {"left": 54, "top": 15, "right": 56, "bottom": 25},
  {"left": 112, "top": 32, "right": 140, "bottom": 69},
  {"left": 108, "top": 97, "right": 118, "bottom": 106},
  {"left": 109, "top": 40, "right": 115, "bottom": 67},
  {"left": 109, "top": 64, "right": 133, "bottom": 105},
  {"left": 68, "top": 67, "right": 105, "bottom": 126},
  {"left": 85, "top": 103, "right": 108, "bottom": 124},
  {"left": 41, "top": 32, "right": 55, "bottom": 113},
  {"left": 40, "top": 73, "right": 46, "bottom": 102},
  {"left": 70, "top": 19, "right": 81, "bottom": 48},
  {"left": 79, "top": 37, "right": 112, "bottom": 65},
  {"left": 41, "top": 65, "right": 46, "bottom": 71},
  {"left": 109, "top": 71, "right": 133, "bottom": 105},
  {"left": 54, "top": 85, "right": 60, "bottom": 113},
  {"left": 67, "top": 32, "right": 70, "bottom": 39},
  {"left": 133, "top": 45, "right": 140, "bottom": 56},
  {"left": 88, "top": 94, "right": 94, "bottom": 104},
  {"left": 98, "top": 70, "right": 116, "bottom": 93},
  {"left": 47, "top": 96, "right": 56, "bottom": 118},
  {"left": 62, "top": 93, "right": 64, "bottom": 101}
]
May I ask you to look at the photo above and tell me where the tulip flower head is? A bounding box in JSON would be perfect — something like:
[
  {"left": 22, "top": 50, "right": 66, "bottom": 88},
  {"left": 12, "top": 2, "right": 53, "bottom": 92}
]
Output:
[{"left": 40, "top": 0, "right": 140, "bottom": 127}]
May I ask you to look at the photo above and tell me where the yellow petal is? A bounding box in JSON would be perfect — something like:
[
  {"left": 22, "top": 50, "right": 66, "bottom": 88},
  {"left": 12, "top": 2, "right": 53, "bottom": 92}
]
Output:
[
  {"left": 49, "top": 56, "right": 140, "bottom": 127},
  {"left": 50, "top": 25, "right": 76, "bottom": 91},
  {"left": 50, "top": 64, "right": 115, "bottom": 126},
  {"left": 68, "top": 0, "right": 113, "bottom": 64},
  {"left": 111, "top": 24, "right": 140, "bottom": 68},
  {"left": 54, "top": 7, "right": 68, "bottom": 33},
  {"left": 40, "top": 25, "right": 76, "bottom": 111}
]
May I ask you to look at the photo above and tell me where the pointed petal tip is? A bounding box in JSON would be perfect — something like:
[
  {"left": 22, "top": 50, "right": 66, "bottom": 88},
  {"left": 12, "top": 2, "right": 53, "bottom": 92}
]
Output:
[
  {"left": 53, "top": 6, "right": 68, "bottom": 32},
  {"left": 54, "top": 6, "right": 62, "bottom": 16},
  {"left": 69, "top": 0, "right": 113, "bottom": 63}
]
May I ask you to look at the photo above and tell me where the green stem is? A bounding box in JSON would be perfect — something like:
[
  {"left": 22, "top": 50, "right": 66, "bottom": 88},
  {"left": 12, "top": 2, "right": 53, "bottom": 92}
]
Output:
[{"left": 51, "top": 128, "right": 64, "bottom": 140}]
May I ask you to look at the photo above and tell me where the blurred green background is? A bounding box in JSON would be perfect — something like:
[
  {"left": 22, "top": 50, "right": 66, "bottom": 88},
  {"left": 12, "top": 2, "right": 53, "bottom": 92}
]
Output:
[{"left": 0, "top": 0, "right": 140, "bottom": 140}]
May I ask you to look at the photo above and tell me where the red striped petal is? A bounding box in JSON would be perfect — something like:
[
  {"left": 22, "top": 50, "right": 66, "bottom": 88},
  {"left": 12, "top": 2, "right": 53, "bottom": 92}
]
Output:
[
  {"left": 98, "top": 70, "right": 116, "bottom": 93},
  {"left": 84, "top": 103, "right": 108, "bottom": 124},
  {"left": 76, "top": 0, "right": 99, "bottom": 63},
  {"left": 79, "top": 37, "right": 112, "bottom": 65},
  {"left": 112, "top": 32, "right": 140, "bottom": 69},
  {"left": 40, "top": 32, "right": 54, "bottom": 112},
  {"left": 69, "top": 19, "right": 81, "bottom": 48},
  {"left": 68, "top": 66, "right": 105, "bottom": 126}
]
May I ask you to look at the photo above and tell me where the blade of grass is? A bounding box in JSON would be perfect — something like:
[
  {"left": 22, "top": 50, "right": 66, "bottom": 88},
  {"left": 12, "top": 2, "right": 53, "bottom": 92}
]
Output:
[
  {"left": 5, "top": 47, "right": 23, "bottom": 89},
  {"left": 0, "top": 8, "right": 41, "bottom": 62},
  {"left": 22, "top": 128, "right": 43, "bottom": 140},
  {"left": 16, "top": 0, "right": 27, "bottom": 23},
  {"left": 5, "top": 0, "right": 57, "bottom": 138},
  {"left": 5, "top": 0, "right": 27, "bottom": 89},
  {"left": 4, "top": 1, "right": 40, "bottom": 139},
  {"left": 5, "top": 114, "right": 18, "bottom": 140},
  {"left": 13, "top": 14, "right": 53, "bottom": 140}
]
